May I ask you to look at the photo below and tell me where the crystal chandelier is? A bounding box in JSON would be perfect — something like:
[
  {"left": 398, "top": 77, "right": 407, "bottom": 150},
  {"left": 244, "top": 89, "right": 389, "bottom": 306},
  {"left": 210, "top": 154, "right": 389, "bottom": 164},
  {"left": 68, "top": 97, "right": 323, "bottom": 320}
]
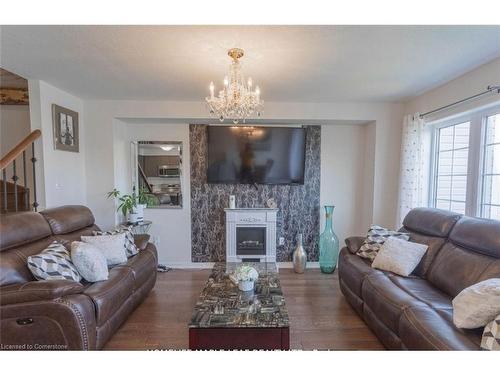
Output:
[{"left": 206, "top": 48, "right": 263, "bottom": 124}]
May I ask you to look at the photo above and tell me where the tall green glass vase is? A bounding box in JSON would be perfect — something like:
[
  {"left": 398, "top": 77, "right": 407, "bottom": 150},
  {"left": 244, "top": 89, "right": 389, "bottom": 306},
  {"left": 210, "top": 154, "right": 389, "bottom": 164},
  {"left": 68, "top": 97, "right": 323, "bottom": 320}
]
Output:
[{"left": 319, "top": 205, "right": 339, "bottom": 274}]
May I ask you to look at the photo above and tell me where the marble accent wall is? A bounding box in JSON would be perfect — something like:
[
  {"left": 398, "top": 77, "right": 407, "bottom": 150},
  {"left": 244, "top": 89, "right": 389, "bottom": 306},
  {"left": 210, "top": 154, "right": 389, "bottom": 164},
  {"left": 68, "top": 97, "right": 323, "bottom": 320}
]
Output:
[{"left": 190, "top": 124, "right": 321, "bottom": 262}]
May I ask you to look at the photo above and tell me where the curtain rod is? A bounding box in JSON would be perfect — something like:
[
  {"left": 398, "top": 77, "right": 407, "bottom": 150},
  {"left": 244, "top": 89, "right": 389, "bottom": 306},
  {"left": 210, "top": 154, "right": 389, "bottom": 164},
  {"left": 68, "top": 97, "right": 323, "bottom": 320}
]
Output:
[{"left": 419, "top": 85, "right": 500, "bottom": 118}]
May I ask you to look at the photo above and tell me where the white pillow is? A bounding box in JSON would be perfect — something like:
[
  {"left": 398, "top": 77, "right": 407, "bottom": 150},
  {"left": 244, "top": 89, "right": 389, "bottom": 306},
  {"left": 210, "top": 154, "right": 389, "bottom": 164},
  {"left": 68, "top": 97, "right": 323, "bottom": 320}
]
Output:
[
  {"left": 371, "top": 236, "right": 428, "bottom": 277},
  {"left": 81, "top": 233, "right": 127, "bottom": 266},
  {"left": 452, "top": 278, "right": 500, "bottom": 329},
  {"left": 71, "top": 241, "right": 109, "bottom": 282}
]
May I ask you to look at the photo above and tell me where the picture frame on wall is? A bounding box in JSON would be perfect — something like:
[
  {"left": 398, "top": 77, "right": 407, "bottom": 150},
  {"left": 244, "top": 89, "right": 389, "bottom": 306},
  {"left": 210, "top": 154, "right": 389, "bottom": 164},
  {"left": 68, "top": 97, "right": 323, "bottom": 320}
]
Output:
[{"left": 52, "top": 104, "right": 79, "bottom": 152}]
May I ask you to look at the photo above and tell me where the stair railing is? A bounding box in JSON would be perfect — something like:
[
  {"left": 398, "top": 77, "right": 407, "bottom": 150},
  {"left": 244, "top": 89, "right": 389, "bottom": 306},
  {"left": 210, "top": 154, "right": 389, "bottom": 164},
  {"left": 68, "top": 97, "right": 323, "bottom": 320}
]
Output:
[{"left": 0, "top": 129, "right": 41, "bottom": 213}]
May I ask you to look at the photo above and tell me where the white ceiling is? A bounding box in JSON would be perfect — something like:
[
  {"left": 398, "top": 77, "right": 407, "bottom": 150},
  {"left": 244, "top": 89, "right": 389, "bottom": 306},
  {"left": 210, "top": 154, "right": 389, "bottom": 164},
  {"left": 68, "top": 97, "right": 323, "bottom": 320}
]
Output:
[{"left": 1, "top": 25, "right": 499, "bottom": 102}]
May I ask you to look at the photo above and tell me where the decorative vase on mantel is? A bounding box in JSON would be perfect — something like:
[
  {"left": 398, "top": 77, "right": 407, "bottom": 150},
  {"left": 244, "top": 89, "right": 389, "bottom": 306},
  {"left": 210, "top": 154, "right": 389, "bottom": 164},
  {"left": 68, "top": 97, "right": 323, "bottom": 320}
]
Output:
[
  {"left": 292, "top": 233, "right": 307, "bottom": 273},
  {"left": 319, "top": 205, "right": 340, "bottom": 274}
]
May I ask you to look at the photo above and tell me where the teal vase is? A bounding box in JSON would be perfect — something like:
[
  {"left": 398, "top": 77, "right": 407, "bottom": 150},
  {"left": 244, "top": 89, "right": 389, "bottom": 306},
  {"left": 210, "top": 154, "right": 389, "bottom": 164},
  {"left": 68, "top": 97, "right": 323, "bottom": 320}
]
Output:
[{"left": 319, "top": 205, "right": 339, "bottom": 274}]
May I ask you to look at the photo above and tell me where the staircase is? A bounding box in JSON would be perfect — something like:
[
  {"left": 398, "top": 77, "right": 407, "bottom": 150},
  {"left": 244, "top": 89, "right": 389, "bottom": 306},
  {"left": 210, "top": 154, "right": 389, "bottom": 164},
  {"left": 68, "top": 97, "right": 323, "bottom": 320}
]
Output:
[{"left": 0, "top": 129, "right": 41, "bottom": 214}]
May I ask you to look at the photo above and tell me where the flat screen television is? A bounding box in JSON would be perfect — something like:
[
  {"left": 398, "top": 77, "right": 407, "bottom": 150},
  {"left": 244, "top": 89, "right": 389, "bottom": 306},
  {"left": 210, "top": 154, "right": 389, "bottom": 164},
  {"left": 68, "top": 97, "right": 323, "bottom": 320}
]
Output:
[{"left": 207, "top": 126, "right": 306, "bottom": 185}]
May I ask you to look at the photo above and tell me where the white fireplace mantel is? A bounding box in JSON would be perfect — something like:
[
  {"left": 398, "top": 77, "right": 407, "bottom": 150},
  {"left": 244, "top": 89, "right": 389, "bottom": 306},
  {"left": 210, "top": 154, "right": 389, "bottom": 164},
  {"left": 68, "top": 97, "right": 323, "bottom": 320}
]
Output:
[{"left": 224, "top": 208, "right": 278, "bottom": 263}]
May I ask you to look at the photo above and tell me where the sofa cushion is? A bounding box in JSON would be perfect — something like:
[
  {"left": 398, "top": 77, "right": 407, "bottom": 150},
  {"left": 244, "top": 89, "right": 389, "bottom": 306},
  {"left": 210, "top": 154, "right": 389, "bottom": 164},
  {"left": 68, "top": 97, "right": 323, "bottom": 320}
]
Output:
[
  {"left": 338, "top": 248, "right": 381, "bottom": 298},
  {"left": 0, "top": 280, "right": 84, "bottom": 305},
  {"left": 83, "top": 267, "right": 135, "bottom": 326},
  {"left": 361, "top": 273, "right": 427, "bottom": 334},
  {"left": 399, "top": 305, "right": 481, "bottom": 350},
  {"left": 402, "top": 207, "right": 462, "bottom": 238},
  {"left": 399, "top": 230, "right": 447, "bottom": 277},
  {"left": 40, "top": 205, "right": 95, "bottom": 235},
  {"left": 388, "top": 275, "right": 452, "bottom": 310},
  {"left": 0, "top": 236, "right": 56, "bottom": 286},
  {"left": 0, "top": 211, "right": 52, "bottom": 251},
  {"left": 427, "top": 242, "right": 500, "bottom": 298},
  {"left": 448, "top": 216, "right": 500, "bottom": 258},
  {"left": 115, "top": 248, "right": 157, "bottom": 289}
]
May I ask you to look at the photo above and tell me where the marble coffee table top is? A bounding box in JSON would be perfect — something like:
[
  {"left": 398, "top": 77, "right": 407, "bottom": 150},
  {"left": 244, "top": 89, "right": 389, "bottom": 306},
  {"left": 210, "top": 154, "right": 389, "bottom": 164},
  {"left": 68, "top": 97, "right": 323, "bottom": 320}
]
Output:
[{"left": 188, "top": 262, "right": 290, "bottom": 328}]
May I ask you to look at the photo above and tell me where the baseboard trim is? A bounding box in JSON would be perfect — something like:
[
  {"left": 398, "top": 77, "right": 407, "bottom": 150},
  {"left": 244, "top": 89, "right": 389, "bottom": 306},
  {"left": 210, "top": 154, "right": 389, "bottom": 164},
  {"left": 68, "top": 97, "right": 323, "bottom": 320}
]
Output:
[{"left": 161, "top": 261, "right": 321, "bottom": 269}]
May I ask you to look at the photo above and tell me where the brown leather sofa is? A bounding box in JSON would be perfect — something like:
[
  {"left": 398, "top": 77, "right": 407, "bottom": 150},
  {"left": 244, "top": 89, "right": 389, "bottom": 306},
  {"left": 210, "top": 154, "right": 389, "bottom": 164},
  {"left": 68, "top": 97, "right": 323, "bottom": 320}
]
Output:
[
  {"left": 0, "top": 205, "right": 158, "bottom": 350},
  {"left": 339, "top": 207, "right": 500, "bottom": 350}
]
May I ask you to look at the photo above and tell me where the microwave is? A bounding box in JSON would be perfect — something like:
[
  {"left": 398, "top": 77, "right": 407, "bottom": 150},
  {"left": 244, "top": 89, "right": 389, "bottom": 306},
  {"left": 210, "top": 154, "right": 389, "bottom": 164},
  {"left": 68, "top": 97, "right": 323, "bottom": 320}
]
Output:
[{"left": 158, "top": 165, "right": 180, "bottom": 177}]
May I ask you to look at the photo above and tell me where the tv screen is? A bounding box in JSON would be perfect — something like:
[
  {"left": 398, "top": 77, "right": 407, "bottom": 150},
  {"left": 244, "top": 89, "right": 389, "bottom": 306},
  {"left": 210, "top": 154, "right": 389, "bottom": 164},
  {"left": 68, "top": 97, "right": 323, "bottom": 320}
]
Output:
[{"left": 207, "top": 126, "right": 306, "bottom": 184}]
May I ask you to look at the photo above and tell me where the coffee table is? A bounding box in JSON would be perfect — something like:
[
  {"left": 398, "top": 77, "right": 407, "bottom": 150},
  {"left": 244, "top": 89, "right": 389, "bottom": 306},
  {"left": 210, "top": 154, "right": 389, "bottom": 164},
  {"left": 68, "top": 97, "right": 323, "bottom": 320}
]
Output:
[{"left": 188, "top": 262, "right": 290, "bottom": 350}]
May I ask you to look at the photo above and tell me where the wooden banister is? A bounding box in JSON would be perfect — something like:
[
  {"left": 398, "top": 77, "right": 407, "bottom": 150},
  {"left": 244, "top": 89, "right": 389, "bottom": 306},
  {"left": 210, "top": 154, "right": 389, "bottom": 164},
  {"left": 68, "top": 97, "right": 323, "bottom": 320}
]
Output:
[{"left": 0, "top": 129, "right": 41, "bottom": 170}]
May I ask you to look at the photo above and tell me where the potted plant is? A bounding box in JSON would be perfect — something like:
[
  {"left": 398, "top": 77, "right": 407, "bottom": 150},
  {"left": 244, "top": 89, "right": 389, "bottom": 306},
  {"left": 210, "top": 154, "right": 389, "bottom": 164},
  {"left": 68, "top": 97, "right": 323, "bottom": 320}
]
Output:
[
  {"left": 107, "top": 189, "right": 140, "bottom": 224},
  {"left": 232, "top": 265, "right": 259, "bottom": 292}
]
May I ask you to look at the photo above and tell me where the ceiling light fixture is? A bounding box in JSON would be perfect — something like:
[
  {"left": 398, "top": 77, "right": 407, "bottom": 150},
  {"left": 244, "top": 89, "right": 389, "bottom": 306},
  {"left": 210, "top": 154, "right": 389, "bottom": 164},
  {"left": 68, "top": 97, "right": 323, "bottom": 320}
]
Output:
[
  {"left": 161, "top": 145, "right": 174, "bottom": 151},
  {"left": 206, "top": 48, "right": 263, "bottom": 124}
]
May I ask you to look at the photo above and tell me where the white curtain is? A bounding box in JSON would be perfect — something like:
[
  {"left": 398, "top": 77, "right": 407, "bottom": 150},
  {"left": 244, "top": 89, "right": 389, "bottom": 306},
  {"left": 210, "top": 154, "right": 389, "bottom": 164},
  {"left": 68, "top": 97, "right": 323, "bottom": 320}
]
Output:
[{"left": 396, "top": 113, "right": 426, "bottom": 227}]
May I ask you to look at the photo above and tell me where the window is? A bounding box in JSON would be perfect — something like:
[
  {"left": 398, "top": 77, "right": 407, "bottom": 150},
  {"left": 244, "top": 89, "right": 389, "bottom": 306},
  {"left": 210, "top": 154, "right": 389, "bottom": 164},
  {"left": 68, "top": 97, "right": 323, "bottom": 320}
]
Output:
[
  {"left": 433, "top": 122, "right": 470, "bottom": 214},
  {"left": 430, "top": 105, "right": 500, "bottom": 219},
  {"left": 480, "top": 113, "right": 500, "bottom": 220}
]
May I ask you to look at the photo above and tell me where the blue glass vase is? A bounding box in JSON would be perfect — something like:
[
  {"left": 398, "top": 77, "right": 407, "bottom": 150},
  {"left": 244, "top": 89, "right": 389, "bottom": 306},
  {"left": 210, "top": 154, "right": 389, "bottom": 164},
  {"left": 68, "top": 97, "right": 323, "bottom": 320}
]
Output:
[{"left": 319, "top": 206, "right": 339, "bottom": 274}]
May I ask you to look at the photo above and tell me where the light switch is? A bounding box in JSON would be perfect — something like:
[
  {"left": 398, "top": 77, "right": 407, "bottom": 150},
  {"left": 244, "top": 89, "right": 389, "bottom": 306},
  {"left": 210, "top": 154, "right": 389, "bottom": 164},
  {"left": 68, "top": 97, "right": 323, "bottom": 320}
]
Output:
[{"left": 279, "top": 237, "right": 285, "bottom": 246}]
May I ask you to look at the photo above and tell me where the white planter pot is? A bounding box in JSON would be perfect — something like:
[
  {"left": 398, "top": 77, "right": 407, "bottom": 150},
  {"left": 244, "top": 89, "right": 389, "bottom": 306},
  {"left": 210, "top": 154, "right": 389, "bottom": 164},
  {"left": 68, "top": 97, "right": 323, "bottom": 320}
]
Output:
[
  {"left": 136, "top": 204, "right": 146, "bottom": 222},
  {"left": 238, "top": 280, "right": 255, "bottom": 292},
  {"left": 128, "top": 212, "right": 140, "bottom": 224}
]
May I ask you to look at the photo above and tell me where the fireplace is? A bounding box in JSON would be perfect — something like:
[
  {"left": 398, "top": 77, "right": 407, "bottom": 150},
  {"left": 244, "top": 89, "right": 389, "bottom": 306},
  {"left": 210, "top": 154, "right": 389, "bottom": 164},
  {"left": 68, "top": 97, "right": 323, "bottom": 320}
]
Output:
[
  {"left": 236, "top": 227, "right": 266, "bottom": 256},
  {"left": 225, "top": 208, "right": 277, "bottom": 262}
]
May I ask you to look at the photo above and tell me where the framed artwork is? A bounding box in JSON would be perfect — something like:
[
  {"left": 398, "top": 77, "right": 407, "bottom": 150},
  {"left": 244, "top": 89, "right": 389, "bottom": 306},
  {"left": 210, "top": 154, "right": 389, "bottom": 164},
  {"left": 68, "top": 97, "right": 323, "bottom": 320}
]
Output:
[{"left": 52, "top": 104, "right": 79, "bottom": 152}]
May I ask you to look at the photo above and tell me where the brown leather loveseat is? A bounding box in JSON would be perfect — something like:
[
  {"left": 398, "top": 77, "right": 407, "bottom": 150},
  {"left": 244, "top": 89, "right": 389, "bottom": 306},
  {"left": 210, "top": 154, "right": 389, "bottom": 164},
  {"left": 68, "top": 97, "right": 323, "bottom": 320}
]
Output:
[
  {"left": 339, "top": 207, "right": 500, "bottom": 350},
  {"left": 0, "top": 205, "right": 158, "bottom": 350}
]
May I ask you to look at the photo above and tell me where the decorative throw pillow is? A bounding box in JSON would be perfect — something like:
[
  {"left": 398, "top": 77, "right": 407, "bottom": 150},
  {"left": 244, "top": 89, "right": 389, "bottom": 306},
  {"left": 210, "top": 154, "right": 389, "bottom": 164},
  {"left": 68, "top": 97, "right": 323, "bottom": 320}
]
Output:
[
  {"left": 71, "top": 241, "right": 109, "bottom": 282},
  {"left": 93, "top": 225, "right": 139, "bottom": 257},
  {"left": 357, "top": 225, "right": 410, "bottom": 261},
  {"left": 452, "top": 278, "right": 500, "bottom": 329},
  {"left": 81, "top": 233, "right": 127, "bottom": 266},
  {"left": 27, "top": 241, "right": 81, "bottom": 282},
  {"left": 481, "top": 314, "right": 500, "bottom": 351},
  {"left": 371, "top": 237, "right": 428, "bottom": 276}
]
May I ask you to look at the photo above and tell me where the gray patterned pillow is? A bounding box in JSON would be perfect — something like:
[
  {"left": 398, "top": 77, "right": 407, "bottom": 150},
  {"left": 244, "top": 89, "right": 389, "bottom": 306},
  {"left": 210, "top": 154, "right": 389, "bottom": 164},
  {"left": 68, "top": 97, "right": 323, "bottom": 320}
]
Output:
[
  {"left": 93, "top": 225, "right": 139, "bottom": 257},
  {"left": 357, "top": 225, "right": 410, "bottom": 261},
  {"left": 481, "top": 314, "right": 500, "bottom": 350},
  {"left": 27, "top": 241, "right": 81, "bottom": 282}
]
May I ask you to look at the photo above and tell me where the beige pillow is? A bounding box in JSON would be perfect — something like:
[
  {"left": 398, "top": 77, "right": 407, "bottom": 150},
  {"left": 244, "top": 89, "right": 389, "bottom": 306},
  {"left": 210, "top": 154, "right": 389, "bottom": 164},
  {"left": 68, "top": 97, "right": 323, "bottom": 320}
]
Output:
[
  {"left": 81, "top": 233, "right": 127, "bottom": 266},
  {"left": 71, "top": 241, "right": 109, "bottom": 282},
  {"left": 371, "top": 236, "right": 428, "bottom": 277},
  {"left": 453, "top": 278, "right": 500, "bottom": 329}
]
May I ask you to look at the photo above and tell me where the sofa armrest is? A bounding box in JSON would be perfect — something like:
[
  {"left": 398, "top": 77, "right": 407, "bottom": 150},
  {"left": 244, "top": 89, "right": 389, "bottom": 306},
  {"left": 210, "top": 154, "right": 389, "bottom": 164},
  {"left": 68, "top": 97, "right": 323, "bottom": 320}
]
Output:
[
  {"left": 0, "top": 280, "right": 84, "bottom": 306},
  {"left": 134, "top": 234, "right": 150, "bottom": 250},
  {"left": 345, "top": 236, "right": 366, "bottom": 254}
]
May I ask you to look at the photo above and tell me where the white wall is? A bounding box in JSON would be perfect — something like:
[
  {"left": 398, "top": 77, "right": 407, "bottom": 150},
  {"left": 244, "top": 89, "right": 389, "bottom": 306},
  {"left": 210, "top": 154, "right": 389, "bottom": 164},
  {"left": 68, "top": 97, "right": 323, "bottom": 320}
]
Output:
[
  {"left": 405, "top": 57, "right": 500, "bottom": 118},
  {"left": 0, "top": 105, "right": 31, "bottom": 156},
  {"left": 28, "top": 80, "right": 86, "bottom": 209},
  {"left": 0, "top": 105, "right": 32, "bottom": 189},
  {"left": 112, "top": 121, "right": 191, "bottom": 266},
  {"left": 110, "top": 121, "right": 376, "bottom": 266},
  {"left": 84, "top": 100, "right": 404, "bottom": 236},
  {"left": 320, "top": 123, "right": 376, "bottom": 245}
]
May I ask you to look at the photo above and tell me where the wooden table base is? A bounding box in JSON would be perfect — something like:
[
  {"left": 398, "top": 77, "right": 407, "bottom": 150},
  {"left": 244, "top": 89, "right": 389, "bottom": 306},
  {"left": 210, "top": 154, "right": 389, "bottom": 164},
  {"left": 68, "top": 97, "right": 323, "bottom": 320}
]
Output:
[{"left": 189, "top": 327, "right": 290, "bottom": 350}]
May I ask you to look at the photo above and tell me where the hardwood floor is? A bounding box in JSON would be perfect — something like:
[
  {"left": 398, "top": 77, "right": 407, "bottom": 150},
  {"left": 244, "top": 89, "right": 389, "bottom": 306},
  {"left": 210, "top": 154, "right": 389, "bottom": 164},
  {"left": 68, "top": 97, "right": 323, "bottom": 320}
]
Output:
[{"left": 104, "top": 268, "right": 384, "bottom": 350}]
